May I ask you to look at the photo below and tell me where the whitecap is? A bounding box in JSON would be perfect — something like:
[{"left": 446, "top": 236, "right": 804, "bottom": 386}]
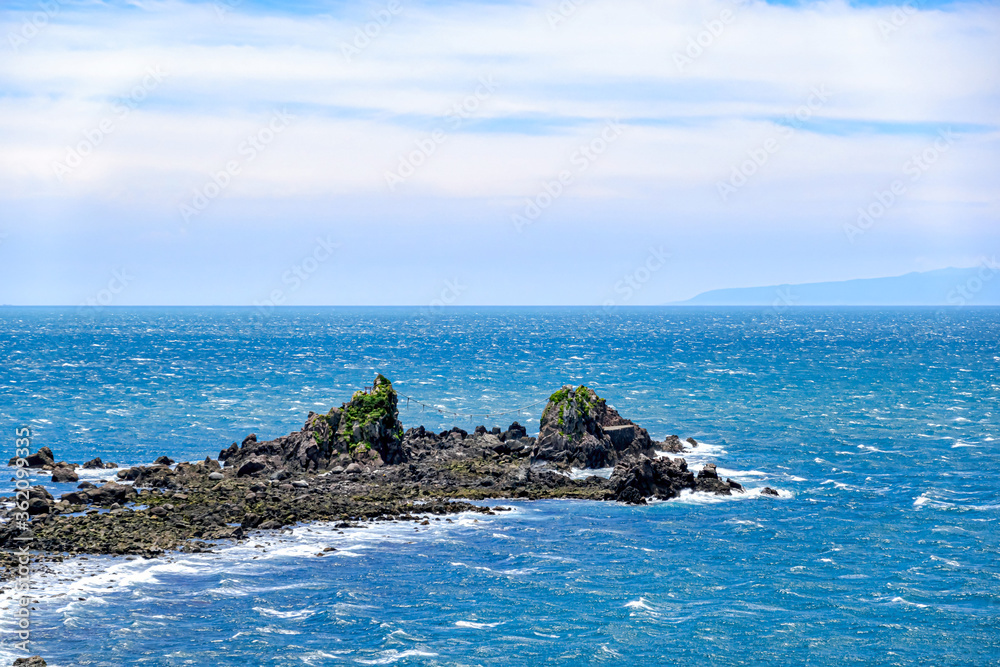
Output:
[
  {"left": 455, "top": 620, "right": 501, "bottom": 629},
  {"left": 253, "top": 606, "right": 317, "bottom": 620},
  {"left": 625, "top": 597, "right": 655, "bottom": 611},
  {"left": 356, "top": 649, "right": 439, "bottom": 664},
  {"left": 890, "top": 596, "right": 928, "bottom": 609}
]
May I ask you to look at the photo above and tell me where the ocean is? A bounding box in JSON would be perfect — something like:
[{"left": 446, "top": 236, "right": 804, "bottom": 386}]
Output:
[{"left": 1, "top": 307, "right": 998, "bottom": 666}]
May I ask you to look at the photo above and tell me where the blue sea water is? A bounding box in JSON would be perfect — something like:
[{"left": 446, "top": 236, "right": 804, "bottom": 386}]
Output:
[{"left": 0, "top": 306, "right": 998, "bottom": 666}]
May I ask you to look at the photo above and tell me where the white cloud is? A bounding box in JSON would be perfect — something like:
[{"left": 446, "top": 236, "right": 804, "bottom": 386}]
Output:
[{"left": 0, "top": 0, "right": 996, "bottom": 215}]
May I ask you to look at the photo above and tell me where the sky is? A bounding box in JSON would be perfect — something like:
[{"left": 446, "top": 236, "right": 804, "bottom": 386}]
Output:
[{"left": 0, "top": 0, "right": 997, "bottom": 306}]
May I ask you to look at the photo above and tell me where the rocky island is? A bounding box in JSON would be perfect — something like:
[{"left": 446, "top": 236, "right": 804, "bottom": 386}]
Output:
[{"left": 1, "top": 376, "right": 762, "bottom": 561}]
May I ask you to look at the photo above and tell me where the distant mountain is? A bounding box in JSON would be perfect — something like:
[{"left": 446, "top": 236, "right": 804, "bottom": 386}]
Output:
[{"left": 673, "top": 266, "right": 1000, "bottom": 306}]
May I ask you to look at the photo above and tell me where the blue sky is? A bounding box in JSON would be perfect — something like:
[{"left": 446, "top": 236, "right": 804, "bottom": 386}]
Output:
[{"left": 0, "top": 0, "right": 997, "bottom": 305}]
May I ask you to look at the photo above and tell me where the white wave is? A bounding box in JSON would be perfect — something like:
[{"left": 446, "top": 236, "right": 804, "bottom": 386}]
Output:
[
  {"left": 356, "top": 649, "right": 439, "bottom": 664},
  {"left": 951, "top": 442, "right": 977, "bottom": 448},
  {"left": 857, "top": 445, "right": 900, "bottom": 454},
  {"left": 889, "top": 596, "right": 928, "bottom": 609},
  {"left": 716, "top": 467, "right": 767, "bottom": 478},
  {"left": 625, "top": 597, "right": 657, "bottom": 612},
  {"left": 254, "top": 606, "right": 317, "bottom": 620},
  {"left": 455, "top": 620, "right": 502, "bottom": 629},
  {"left": 0, "top": 507, "right": 510, "bottom": 632},
  {"left": 255, "top": 625, "right": 301, "bottom": 635},
  {"left": 663, "top": 486, "right": 791, "bottom": 505},
  {"left": 601, "top": 644, "right": 624, "bottom": 658},
  {"left": 929, "top": 555, "right": 961, "bottom": 568},
  {"left": 298, "top": 649, "right": 354, "bottom": 665}
]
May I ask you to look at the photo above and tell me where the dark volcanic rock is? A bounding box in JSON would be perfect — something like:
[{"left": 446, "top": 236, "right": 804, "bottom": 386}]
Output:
[
  {"left": 610, "top": 456, "right": 696, "bottom": 503},
  {"left": 531, "top": 385, "right": 657, "bottom": 469},
  {"left": 51, "top": 466, "right": 79, "bottom": 483},
  {"left": 82, "top": 457, "right": 105, "bottom": 469},
  {"left": 8, "top": 447, "right": 55, "bottom": 468},
  {"left": 610, "top": 456, "right": 745, "bottom": 503},
  {"left": 237, "top": 459, "right": 267, "bottom": 478},
  {"left": 13, "top": 656, "right": 47, "bottom": 667},
  {"left": 154, "top": 456, "right": 174, "bottom": 466},
  {"left": 79, "top": 482, "right": 138, "bottom": 506},
  {"left": 222, "top": 374, "right": 406, "bottom": 475},
  {"left": 0, "top": 377, "right": 759, "bottom": 560},
  {"left": 657, "top": 435, "right": 687, "bottom": 454},
  {"left": 761, "top": 487, "right": 779, "bottom": 497}
]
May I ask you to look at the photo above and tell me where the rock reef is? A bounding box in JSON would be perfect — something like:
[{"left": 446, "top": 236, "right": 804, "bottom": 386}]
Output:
[{"left": 0, "top": 377, "right": 749, "bottom": 560}]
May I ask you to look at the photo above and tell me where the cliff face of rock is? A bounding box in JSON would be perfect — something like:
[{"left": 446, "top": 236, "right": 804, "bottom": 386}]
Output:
[
  {"left": 531, "top": 385, "right": 657, "bottom": 468},
  {"left": 219, "top": 374, "right": 405, "bottom": 475}
]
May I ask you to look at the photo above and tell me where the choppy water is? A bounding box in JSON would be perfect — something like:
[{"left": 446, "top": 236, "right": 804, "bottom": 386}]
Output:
[{"left": 0, "top": 307, "right": 998, "bottom": 665}]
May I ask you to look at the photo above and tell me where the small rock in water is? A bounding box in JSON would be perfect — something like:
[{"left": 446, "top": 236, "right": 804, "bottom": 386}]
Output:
[
  {"left": 13, "top": 655, "right": 48, "bottom": 666},
  {"left": 154, "top": 456, "right": 174, "bottom": 466},
  {"left": 51, "top": 466, "right": 79, "bottom": 483},
  {"left": 761, "top": 487, "right": 779, "bottom": 497}
]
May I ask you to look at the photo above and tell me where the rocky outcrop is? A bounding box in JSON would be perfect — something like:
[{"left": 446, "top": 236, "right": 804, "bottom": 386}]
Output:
[
  {"left": 8, "top": 447, "right": 55, "bottom": 468},
  {"left": 51, "top": 466, "right": 79, "bottom": 483},
  {"left": 82, "top": 457, "right": 117, "bottom": 469},
  {"left": 531, "top": 385, "right": 658, "bottom": 468},
  {"left": 60, "top": 481, "right": 137, "bottom": 506},
  {"left": 219, "top": 374, "right": 405, "bottom": 477},
  {"left": 0, "top": 377, "right": 749, "bottom": 560},
  {"left": 609, "top": 456, "right": 745, "bottom": 504},
  {"left": 13, "top": 656, "right": 47, "bottom": 667},
  {"left": 401, "top": 423, "right": 535, "bottom": 463}
]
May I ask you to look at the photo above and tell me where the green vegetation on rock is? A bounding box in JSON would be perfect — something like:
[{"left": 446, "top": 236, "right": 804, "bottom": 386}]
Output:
[{"left": 542, "top": 384, "right": 601, "bottom": 436}]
